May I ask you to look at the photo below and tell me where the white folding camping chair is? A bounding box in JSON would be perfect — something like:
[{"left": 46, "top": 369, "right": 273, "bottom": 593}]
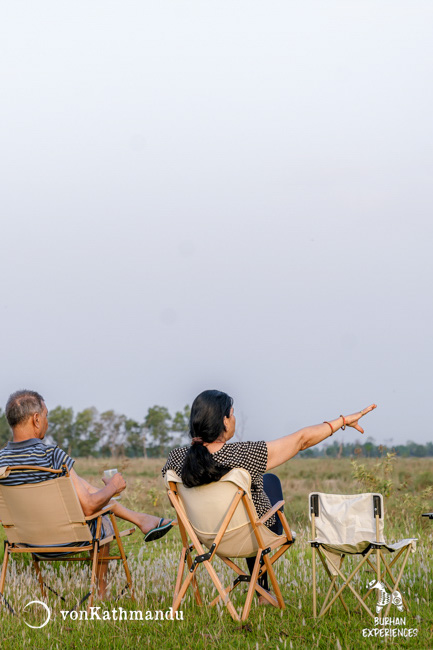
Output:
[{"left": 309, "top": 492, "right": 416, "bottom": 619}]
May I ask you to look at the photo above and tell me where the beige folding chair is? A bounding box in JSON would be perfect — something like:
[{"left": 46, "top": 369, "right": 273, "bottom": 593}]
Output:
[
  {"left": 165, "top": 468, "right": 295, "bottom": 621},
  {"left": 0, "top": 465, "right": 135, "bottom": 614},
  {"left": 309, "top": 492, "right": 416, "bottom": 619}
]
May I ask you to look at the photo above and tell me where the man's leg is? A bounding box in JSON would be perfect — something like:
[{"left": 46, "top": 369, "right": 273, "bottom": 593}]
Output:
[
  {"left": 106, "top": 501, "right": 173, "bottom": 535},
  {"left": 74, "top": 473, "right": 173, "bottom": 536}
]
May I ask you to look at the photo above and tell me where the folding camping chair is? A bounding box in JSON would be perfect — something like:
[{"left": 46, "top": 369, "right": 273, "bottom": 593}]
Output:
[
  {"left": 0, "top": 465, "right": 135, "bottom": 614},
  {"left": 165, "top": 468, "right": 295, "bottom": 621},
  {"left": 309, "top": 492, "right": 416, "bottom": 619}
]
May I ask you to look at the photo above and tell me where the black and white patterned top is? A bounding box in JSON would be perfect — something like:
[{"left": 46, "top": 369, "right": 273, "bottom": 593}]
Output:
[{"left": 162, "top": 440, "right": 275, "bottom": 528}]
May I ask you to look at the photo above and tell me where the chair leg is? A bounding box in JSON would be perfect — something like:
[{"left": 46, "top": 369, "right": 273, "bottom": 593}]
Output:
[
  {"left": 210, "top": 581, "right": 238, "bottom": 608},
  {"left": 173, "top": 547, "right": 187, "bottom": 609},
  {"left": 172, "top": 566, "right": 198, "bottom": 614},
  {"left": 0, "top": 544, "right": 9, "bottom": 596},
  {"left": 210, "top": 558, "right": 279, "bottom": 610},
  {"left": 32, "top": 558, "right": 47, "bottom": 599},
  {"left": 88, "top": 543, "right": 99, "bottom": 613},
  {"left": 110, "top": 514, "right": 135, "bottom": 601},
  {"left": 312, "top": 545, "right": 317, "bottom": 618},
  {"left": 362, "top": 550, "right": 409, "bottom": 613},
  {"left": 262, "top": 554, "right": 285, "bottom": 610},
  {"left": 185, "top": 548, "right": 202, "bottom": 606},
  {"left": 210, "top": 558, "right": 248, "bottom": 608},
  {"left": 382, "top": 546, "right": 412, "bottom": 618},
  {"left": 319, "top": 551, "right": 376, "bottom": 618},
  {"left": 381, "top": 553, "right": 410, "bottom": 611},
  {"left": 376, "top": 546, "right": 381, "bottom": 609},
  {"left": 316, "top": 550, "right": 349, "bottom": 615},
  {"left": 202, "top": 560, "right": 240, "bottom": 622},
  {"left": 242, "top": 554, "right": 261, "bottom": 621}
]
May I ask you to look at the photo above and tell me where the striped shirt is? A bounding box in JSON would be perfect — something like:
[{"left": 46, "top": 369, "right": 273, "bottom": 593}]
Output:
[{"left": 0, "top": 438, "right": 74, "bottom": 484}]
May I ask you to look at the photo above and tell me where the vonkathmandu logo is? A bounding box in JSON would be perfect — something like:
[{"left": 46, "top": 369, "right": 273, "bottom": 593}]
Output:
[
  {"left": 60, "top": 607, "right": 184, "bottom": 621},
  {"left": 23, "top": 600, "right": 52, "bottom": 629}
]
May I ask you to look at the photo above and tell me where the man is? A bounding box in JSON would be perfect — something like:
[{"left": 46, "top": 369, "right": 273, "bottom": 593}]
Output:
[{"left": 0, "top": 390, "right": 173, "bottom": 597}]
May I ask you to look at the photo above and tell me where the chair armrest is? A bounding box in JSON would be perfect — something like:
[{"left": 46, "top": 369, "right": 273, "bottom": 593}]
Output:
[
  {"left": 99, "top": 527, "right": 136, "bottom": 546},
  {"left": 257, "top": 500, "right": 285, "bottom": 525},
  {"left": 84, "top": 504, "right": 113, "bottom": 521}
]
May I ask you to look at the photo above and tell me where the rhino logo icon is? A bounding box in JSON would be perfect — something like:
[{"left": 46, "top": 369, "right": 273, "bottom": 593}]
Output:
[{"left": 366, "top": 579, "right": 404, "bottom": 614}]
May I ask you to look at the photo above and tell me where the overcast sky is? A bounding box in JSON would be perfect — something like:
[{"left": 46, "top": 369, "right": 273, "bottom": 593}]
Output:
[{"left": 1, "top": 2, "right": 432, "bottom": 448}]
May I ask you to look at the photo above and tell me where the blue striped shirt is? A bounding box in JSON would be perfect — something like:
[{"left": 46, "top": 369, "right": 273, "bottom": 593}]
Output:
[{"left": 0, "top": 438, "right": 75, "bottom": 484}]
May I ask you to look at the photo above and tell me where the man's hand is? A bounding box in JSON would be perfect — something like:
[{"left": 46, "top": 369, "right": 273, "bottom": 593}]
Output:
[
  {"left": 102, "top": 472, "right": 126, "bottom": 495},
  {"left": 70, "top": 469, "right": 126, "bottom": 517}
]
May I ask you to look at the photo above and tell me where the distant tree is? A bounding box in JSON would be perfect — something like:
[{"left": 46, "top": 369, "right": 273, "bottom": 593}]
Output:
[
  {"left": 47, "top": 406, "right": 74, "bottom": 453},
  {"left": 363, "top": 439, "right": 375, "bottom": 458},
  {"left": 95, "top": 411, "right": 127, "bottom": 457},
  {"left": 406, "top": 441, "right": 427, "bottom": 458},
  {"left": 145, "top": 406, "right": 172, "bottom": 457},
  {"left": 171, "top": 405, "right": 191, "bottom": 446},
  {"left": 74, "top": 408, "right": 99, "bottom": 457},
  {"left": 0, "top": 409, "right": 11, "bottom": 448},
  {"left": 325, "top": 442, "right": 339, "bottom": 458},
  {"left": 124, "top": 418, "right": 146, "bottom": 458},
  {"left": 299, "top": 448, "right": 315, "bottom": 458}
]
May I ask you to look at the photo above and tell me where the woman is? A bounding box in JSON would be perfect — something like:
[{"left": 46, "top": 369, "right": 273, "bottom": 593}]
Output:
[{"left": 162, "top": 389, "right": 376, "bottom": 596}]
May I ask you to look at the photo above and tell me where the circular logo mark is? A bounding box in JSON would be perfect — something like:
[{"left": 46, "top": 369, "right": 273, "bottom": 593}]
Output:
[{"left": 23, "top": 600, "right": 51, "bottom": 628}]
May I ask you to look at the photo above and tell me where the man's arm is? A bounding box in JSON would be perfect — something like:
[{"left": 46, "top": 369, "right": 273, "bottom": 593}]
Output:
[
  {"left": 70, "top": 468, "right": 126, "bottom": 517},
  {"left": 76, "top": 475, "right": 101, "bottom": 495}
]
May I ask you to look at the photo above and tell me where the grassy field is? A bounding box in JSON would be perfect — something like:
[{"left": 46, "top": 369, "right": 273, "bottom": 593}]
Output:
[{"left": 1, "top": 456, "right": 433, "bottom": 649}]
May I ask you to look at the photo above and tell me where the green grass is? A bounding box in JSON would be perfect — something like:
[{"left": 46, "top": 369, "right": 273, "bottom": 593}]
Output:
[{"left": 1, "top": 457, "right": 433, "bottom": 649}]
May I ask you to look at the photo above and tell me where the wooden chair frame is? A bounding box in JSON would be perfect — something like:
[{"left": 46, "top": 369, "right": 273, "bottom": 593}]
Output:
[
  {"left": 166, "top": 474, "right": 295, "bottom": 622},
  {"left": 310, "top": 493, "right": 414, "bottom": 620},
  {"left": 0, "top": 465, "right": 135, "bottom": 614}
]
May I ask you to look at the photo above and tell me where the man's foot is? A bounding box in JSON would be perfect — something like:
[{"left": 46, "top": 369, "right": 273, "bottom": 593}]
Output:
[
  {"left": 143, "top": 518, "right": 175, "bottom": 543},
  {"left": 135, "top": 514, "right": 173, "bottom": 535}
]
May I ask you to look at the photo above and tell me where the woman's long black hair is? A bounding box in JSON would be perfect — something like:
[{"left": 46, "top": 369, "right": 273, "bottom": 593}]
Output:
[{"left": 181, "top": 390, "right": 233, "bottom": 488}]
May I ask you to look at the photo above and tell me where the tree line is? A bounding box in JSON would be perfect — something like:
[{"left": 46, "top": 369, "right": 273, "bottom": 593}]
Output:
[
  {"left": 0, "top": 405, "right": 190, "bottom": 458},
  {"left": 300, "top": 438, "right": 433, "bottom": 459},
  {"left": 1, "top": 407, "right": 432, "bottom": 459}
]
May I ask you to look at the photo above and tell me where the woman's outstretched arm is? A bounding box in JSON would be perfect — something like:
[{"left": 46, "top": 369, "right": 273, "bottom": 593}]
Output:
[{"left": 266, "top": 404, "right": 377, "bottom": 470}]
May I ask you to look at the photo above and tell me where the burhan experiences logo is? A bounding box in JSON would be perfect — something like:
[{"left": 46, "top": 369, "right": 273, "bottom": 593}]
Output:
[{"left": 361, "top": 581, "right": 418, "bottom": 638}]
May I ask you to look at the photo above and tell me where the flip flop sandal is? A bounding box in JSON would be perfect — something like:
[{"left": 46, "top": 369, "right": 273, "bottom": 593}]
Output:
[{"left": 144, "top": 518, "right": 174, "bottom": 543}]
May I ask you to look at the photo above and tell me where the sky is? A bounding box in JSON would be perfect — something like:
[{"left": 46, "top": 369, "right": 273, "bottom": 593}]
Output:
[{"left": 1, "top": 1, "right": 432, "bottom": 449}]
